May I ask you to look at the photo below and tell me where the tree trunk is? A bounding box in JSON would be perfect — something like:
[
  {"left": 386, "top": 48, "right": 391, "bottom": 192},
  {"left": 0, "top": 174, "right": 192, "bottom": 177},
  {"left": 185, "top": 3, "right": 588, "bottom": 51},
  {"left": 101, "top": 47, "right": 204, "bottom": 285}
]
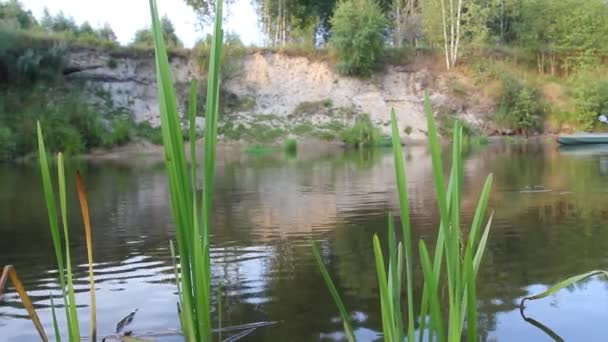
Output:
[{"left": 440, "top": 0, "right": 451, "bottom": 69}]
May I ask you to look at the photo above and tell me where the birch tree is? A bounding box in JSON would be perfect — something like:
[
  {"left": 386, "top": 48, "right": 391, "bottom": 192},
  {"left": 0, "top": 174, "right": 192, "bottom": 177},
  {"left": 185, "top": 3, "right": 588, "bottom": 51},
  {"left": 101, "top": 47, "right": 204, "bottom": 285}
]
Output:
[{"left": 438, "top": 0, "right": 465, "bottom": 69}]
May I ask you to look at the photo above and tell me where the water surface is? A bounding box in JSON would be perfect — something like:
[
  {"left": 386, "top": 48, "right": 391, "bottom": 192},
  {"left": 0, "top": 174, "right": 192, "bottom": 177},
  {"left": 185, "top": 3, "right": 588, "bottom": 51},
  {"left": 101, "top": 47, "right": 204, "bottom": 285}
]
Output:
[{"left": 1, "top": 142, "right": 608, "bottom": 341}]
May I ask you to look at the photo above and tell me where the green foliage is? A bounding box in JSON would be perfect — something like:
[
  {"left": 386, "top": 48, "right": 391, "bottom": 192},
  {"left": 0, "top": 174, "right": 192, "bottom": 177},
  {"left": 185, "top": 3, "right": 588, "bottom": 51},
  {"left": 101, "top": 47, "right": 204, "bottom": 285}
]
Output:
[
  {"left": 496, "top": 76, "right": 545, "bottom": 134},
  {"left": 340, "top": 114, "right": 381, "bottom": 148},
  {"left": 0, "top": 0, "right": 38, "bottom": 30},
  {"left": 148, "top": 0, "right": 224, "bottom": 339},
  {"left": 0, "top": 85, "right": 153, "bottom": 160},
  {"left": 0, "top": 30, "right": 66, "bottom": 85},
  {"left": 314, "top": 99, "right": 494, "bottom": 341},
  {"left": 513, "top": 0, "right": 608, "bottom": 72},
  {"left": 0, "top": 124, "right": 15, "bottom": 160},
  {"left": 437, "top": 115, "right": 478, "bottom": 138},
  {"left": 132, "top": 16, "right": 182, "bottom": 48},
  {"left": 283, "top": 138, "right": 297, "bottom": 154},
  {"left": 291, "top": 99, "right": 333, "bottom": 117},
  {"left": 193, "top": 33, "right": 245, "bottom": 81},
  {"left": 568, "top": 70, "right": 608, "bottom": 130},
  {"left": 134, "top": 122, "right": 163, "bottom": 145},
  {"left": 330, "top": 0, "right": 387, "bottom": 76}
]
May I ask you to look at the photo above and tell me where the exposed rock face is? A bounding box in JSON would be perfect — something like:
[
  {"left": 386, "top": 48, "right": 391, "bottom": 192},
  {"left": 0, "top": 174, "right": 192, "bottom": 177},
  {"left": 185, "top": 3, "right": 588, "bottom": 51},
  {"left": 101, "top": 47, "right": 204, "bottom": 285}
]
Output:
[
  {"left": 66, "top": 47, "right": 196, "bottom": 126},
  {"left": 64, "top": 47, "right": 489, "bottom": 139}
]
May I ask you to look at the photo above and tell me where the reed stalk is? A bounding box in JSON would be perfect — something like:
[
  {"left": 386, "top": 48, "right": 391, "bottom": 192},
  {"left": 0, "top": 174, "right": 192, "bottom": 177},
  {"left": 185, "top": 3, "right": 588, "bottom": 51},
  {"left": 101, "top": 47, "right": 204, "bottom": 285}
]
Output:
[
  {"left": 147, "top": 0, "right": 223, "bottom": 340},
  {"left": 314, "top": 94, "right": 494, "bottom": 341}
]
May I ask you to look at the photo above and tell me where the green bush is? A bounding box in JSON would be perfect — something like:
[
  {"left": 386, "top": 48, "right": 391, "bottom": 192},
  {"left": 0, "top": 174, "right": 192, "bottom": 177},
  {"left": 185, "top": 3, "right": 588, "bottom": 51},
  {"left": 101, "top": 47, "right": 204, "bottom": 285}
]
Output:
[
  {"left": 0, "top": 124, "right": 15, "bottom": 160},
  {"left": 569, "top": 71, "right": 608, "bottom": 130},
  {"left": 194, "top": 33, "right": 246, "bottom": 81},
  {"left": 496, "top": 76, "right": 545, "bottom": 135},
  {"left": 340, "top": 114, "right": 381, "bottom": 148},
  {"left": 134, "top": 122, "right": 163, "bottom": 145},
  {"left": 103, "top": 118, "right": 132, "bottom": 147},
  {"left": 330, "top": 0, "right": 387, "bottom": 76},
  {"left": 284, "top": 138, "right": 297, "bottom": 154}
]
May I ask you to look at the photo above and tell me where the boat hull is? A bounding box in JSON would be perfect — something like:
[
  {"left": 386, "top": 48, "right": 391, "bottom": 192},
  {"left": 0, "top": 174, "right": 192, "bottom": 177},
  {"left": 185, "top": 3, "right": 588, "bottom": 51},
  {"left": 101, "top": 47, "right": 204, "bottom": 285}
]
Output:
[{"left": 557, "top": 134, "right": 608, "bottom": 145}]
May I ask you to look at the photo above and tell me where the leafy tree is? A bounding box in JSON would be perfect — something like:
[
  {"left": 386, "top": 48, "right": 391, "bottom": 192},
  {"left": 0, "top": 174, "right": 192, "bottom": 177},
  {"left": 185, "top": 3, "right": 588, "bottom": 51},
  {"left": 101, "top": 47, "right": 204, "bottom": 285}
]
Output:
[
  {"left": 132, "top": 28, "right": 154, "bottom": 46},
  {"left": 0, "top": 0, "right": 38, "bottom": 30},
  {"left": 330, "top": 0, "right": 387, "bottom": 76},
  {"left": 41, "top": 10, "right": 78, "bottom": 34},
  {"left": 131, "top": 16, "right": 182, "bottom": 48},
  {"left": 96, "top": 23, "right": 117, "bottom": 42}
]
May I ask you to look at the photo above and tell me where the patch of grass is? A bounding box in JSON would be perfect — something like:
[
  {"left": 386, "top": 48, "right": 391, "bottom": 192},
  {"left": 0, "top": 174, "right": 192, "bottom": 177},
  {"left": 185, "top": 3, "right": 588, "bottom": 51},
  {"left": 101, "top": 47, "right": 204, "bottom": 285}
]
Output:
[
  {"left": 284, "top": 138, "right": 297, "bottom": 155},
  {"left": 245, "top": 144, "right": 276, "bottom": 155},
  {"left": 107, "top": 58, "right": 118, "bottom": 69},
  {"left": 339, "top": 114, "right": 381, "bottom": 148},
  {"left": 448, "top": 79, "right": 468, "bottom": 97},
  {"left": 224, "top": 94, "right": 256, "bottom": 113},
  {"left": 134, "top": 122, "right": 163, "bottom": 145},
  {"left": 292, "top": 99, "right": 333, "bottom": 117},
  {"left": 291, "top": 122, "right": 315, "bottom": 135}
]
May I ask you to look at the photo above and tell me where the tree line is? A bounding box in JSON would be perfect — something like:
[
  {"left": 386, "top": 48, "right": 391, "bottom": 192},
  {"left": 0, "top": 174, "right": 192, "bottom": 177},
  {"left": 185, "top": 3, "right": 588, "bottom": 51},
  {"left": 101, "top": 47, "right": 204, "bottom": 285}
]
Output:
[{"left": 185, "top": 0, "right": 608, "bottom": 74}]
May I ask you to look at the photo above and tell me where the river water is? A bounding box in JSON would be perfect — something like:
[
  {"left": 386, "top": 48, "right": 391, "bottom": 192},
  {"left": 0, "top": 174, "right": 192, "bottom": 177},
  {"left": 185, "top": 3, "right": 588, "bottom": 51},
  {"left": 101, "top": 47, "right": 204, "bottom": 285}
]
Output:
[{"left": 1, "top": 141, "right": 608, "bottom": 341}]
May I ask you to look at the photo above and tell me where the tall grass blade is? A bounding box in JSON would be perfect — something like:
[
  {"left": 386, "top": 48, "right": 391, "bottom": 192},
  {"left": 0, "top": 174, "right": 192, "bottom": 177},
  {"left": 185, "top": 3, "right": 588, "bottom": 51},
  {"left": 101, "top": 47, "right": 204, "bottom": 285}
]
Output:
[
  {"left": 311, "top": 242, "right": 355, "bottom": 342},
  {"left": 218, "top": 283, "right": 223, "bottom": 342},
  {"left": 37, "top": 122, "right": 73, "bottom": 338},
  {"left": 3, "top": 266, "right": 48, "bottom": 341},
  {"left": 57, "top": 153, "right": 81, "bottom": 341},
  {"left": 389, "top": 109, "right": 414, "bottom": 342},
  {"left": 386, "top": 214, "right": 403, "bottom": 340},
  {"left": 372, "top": 235, "right": 396, "bottom": 342},
  {"left": 189, "top": 80, "right": 198, "bottom": 193},
  {"left": 520, "top": 270, "right": 608, "bottom": 307},
  {"left": 76, "top": 171, "right": 97, "bottom": 341},
  {"left": 419, "top": 241, "right": 444, "bottom": 342},
  {"left": 50, "top": 293, "right": 61, "bottom": 342},
  {"left": 464, "top": 249, "right": 477, "bottom": 342},
  {"left": 148, "top": 0, "right": 224, "bottom": 339}
]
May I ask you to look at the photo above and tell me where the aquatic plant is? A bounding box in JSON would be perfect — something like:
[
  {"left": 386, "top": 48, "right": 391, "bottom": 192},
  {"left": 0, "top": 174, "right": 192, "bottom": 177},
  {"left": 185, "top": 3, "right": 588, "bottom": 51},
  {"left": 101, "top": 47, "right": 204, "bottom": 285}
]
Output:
[
  {"left": 313, "top": 94, "right": 494, "bottom": 341},
  {"left": 37, "top": 123, "right": 98, "bottom": 341},
  {"left": 284, "top": 138, "right": 297, "bottom": 155},
  {"left": 147, "top": 0, "right": 223, "bottom": 339}
]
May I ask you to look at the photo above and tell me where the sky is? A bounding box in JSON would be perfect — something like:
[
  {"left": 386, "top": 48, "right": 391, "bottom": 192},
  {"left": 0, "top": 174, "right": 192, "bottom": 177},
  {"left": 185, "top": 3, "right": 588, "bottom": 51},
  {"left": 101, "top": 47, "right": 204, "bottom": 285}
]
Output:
[{"left": 20, "top": 0, "right": 263, "bottom": 47}]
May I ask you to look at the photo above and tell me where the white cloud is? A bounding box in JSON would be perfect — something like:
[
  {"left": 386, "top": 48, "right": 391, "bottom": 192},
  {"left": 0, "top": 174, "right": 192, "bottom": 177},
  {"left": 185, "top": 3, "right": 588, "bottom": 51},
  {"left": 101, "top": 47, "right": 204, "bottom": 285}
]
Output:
[{"left": 20, "top": 0, "right": 263, "bottom": 47}]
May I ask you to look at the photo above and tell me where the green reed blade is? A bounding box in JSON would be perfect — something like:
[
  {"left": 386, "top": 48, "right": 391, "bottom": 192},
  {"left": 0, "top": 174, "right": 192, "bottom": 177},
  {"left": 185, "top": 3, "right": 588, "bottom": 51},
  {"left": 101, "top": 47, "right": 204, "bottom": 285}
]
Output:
[
  {"left": 473, "top": 212, "right": 494, "bottom": 275},
  {"left": 201, "top": 0, "right": 223, "bottom": 242},
  {"left": 419, "top": 240, "right": 444, "bottom": 342},
  {"left": 521, "top": 270, "right": 608, "bottom": 306},
  {"left": 148, "top": 0, "right": 198, "bottom": 338},
  {"left": 37, "top": 123, "right": 73, "bottom": 337},
  {"left": 169, "top": 240, "right": 182, "bottom": 303},
  {"left": 218, "top": 282, "right": 223, "bottom": 342},
  {"left": 464, "top": 248, "right": 477, "bottom": 342},
  {"left": 419, "top": 161, "right": 457, "bottom": 342},
  {"left": 386, "top": 214, "right": 403, "bottom": 340},
  {"left": 372, "top": 235, "right": 396, "bottom": 342},
  {"left": 76, "top": 172, "right": 97, "bottom": 342},
  {"left": 466, "top": 175, "right": 493, "bottom": 252},
  {"left": 57, "top": 153, "right": 80, "bottom": 341},
  {"left": 389, "top": 109, "right": 414, "bottom": 341},
  {"left": 423, "top": 93, "right": 449, "bottom": 239},
  {"left": 189, "top": 80, "right": 198, "bottom": 194},
  {"left": 311, "top": 242, "right": 356, "bottom": 342},
  {"left": 50, "top": 293, "right": 61, "bottom": 342}
]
